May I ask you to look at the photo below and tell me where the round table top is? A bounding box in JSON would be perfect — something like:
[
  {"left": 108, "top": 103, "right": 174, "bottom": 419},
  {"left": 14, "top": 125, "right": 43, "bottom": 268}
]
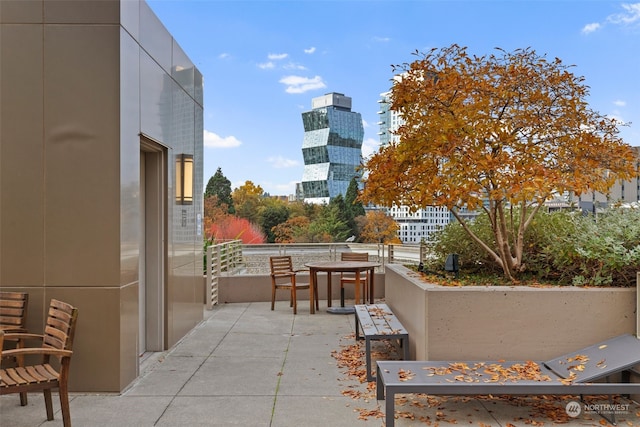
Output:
[{"left": 304, "top": 260, "right": 380, "bottom": 271}]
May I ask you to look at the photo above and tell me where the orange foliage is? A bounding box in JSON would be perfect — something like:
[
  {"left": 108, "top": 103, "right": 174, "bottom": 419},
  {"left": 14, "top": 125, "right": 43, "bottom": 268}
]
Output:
[
  {"left": 357, "top": 211, "right": 400, "bottom": 244},
  {"left": 362, "top": 45, "right": 637, "bottom": 280},
  {"left": 207, "top": 216, "right": 265, "bottom": 244}
]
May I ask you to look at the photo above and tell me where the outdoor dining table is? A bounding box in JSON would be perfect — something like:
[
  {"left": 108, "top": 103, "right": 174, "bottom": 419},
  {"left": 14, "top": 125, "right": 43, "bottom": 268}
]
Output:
[{"left": 305, "top": 260, "right": 380, "bottom": 314}]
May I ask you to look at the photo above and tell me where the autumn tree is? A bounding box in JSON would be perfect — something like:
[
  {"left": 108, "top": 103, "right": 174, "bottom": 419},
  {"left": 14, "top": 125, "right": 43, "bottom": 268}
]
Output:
[
  {"left": 207, "top": 216, "right": 265, "bottom": 244},
  {"left": 357, "top": 211, "right": 400, "bottom": 244},
  {"left": 272, "top": 216, "right": 311, "bottom": 243},
  {"left": 232, "top": 180, "right": 264, "bottom": 223},
  {"left": 345, "top": 177, "right": 365, "bottom": 239},
  {"left": 361, "top": 45, "right": 637, "bottom": 281},
  {"left": 205, "top": 167, "right": 234, "bottom": 214},
  {"left": 203, "top": 195, "right": 232, "bottom": 240},
  {"left": 259, "top": 198, "right": 290, "bottom": 243}
]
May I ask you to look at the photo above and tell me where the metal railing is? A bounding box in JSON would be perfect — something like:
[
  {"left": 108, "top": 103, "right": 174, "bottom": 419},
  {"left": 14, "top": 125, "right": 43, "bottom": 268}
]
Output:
[
  {"left": 205, "top": 239, "right": 243, "bottom": 309},
  {"left": 204, "top": 241, "right": 424, "bottom": 309}
]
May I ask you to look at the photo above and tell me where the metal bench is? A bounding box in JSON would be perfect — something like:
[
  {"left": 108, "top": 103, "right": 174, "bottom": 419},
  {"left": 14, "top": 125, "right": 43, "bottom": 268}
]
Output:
[
  {"left": 354, "top": 304, "right": 409, "bottom": 382},
  {"left": 376, "top": 334, "right": 640, "bottom": 427}
]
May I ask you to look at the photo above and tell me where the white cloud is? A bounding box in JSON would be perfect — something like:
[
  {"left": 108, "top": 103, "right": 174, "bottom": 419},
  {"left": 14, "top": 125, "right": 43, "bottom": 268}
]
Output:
[
  {"left": 279, "top": 75, "right": 327, "bottom": 94},
  {"left": 267, "top": 155, "right": 300, "bottom": 168},
  {"left": 268, "top": 53, "right": 288, "bottom": 60},
  {"left": 373, "top": 36, "right": 390, "bottom": 42},
  {"left": 283, "top": 62, "right": 307, "bottom": 70},
  {"left": 583, "top": 3, "right": 640, "bottom": 34},
  {"left": 304, "top": 47, "right": 316, "bottom": 54},
  {"left": 581, "top": 22, "right": 601, "bottom": 34},
  {"left": 608, "top": 3, "right": 640, "bottom": 25},
  {"left": 614, "top": 100, "right": 627, "bottom": 107},
  {"left": 218, "top": 53, "right": 230, "bottom": 59},
  {"left": 362, "top": 119, "right": 369, "bottom": 128},
  {"left": 204, "top": 130, "right": 242, "bottom": 148},
  {"left": 361, "top": 137, "right": 380, "bottom": 159},
  {"left": 258, "top": 61, "right": 275, "bottom": 69}
]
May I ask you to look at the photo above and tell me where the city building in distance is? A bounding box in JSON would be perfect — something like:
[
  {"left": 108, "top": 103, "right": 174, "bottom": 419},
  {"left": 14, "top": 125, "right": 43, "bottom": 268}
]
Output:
[
  {"left": 377, "top": 90, "right": 451, "bottom": 244},
  {"left": 299, "top": 92, "right": 364, "bottom": 204}
]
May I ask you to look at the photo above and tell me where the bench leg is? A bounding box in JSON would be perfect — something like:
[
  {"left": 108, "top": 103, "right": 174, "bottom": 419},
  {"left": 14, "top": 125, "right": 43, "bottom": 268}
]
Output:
[
  {"left": 376, "top": 366, "right": 395, "bottom": 427},
  {"left": 365, "top": 337, "right": 373, "bottom": 382},
  {"left": 376, "top": 365, "right": 385, "bottom": 400},
  {"left": 385, "top": 389, "right": 396, "bottom": 427},
  {"left": 402, "top": 337, "right": 410, "bottom": 361}
]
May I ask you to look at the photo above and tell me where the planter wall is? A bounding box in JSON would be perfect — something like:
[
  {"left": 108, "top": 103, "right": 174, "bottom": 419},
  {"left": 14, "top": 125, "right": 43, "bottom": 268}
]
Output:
[
  {"left": 385, "top": 264, "right": 638, "bottom": 361},
  {"left": 216, "top": 273, "right": 385, "bottom": 305}
]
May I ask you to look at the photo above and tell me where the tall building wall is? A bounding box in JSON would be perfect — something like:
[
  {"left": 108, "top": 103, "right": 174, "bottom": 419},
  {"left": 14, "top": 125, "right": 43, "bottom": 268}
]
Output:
[
  {"left": 377, "top": 91, "right": 452, "bottom": 243},
  {"left": 0, "top": 0, "right": 204, "bottom": 392},
  {"left": 301, "top": 93, "right": 363, "bottom": 204}
]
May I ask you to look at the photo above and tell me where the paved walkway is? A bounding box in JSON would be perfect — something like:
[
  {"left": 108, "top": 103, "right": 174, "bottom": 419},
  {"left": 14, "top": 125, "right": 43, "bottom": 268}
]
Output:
[{"left": 1, "top": 301, "right": 638, "bottom": 426}]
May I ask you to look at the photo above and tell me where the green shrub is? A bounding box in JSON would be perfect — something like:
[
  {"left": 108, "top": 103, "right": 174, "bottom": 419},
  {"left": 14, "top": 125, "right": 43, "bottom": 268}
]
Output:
[
  {"left": 545, "top": 208, "right": 640, "bottom": 286},
  {"left": 427, "top": 207, "right": 640, "bottom": 286}
]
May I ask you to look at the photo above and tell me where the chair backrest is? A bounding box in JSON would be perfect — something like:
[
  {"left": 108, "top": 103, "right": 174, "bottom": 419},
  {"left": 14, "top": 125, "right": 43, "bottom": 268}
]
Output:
[
  {"left": 0, "top": 291, "right": 29, "bottom": 332},
  {"left": 341, "top": 252, "right": 369, "bottom": 262},
  {"left": 270, "top": 256, "right": 294, "bottom": 276},
  {"left": 43, "top": 299, "right": 78, "bottom": 352}
]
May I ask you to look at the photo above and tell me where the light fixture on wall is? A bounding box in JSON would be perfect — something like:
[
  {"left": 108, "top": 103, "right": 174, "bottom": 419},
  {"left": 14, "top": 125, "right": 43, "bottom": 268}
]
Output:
[{"left": 176, "top": 154, "right": 193, "bottom": 205}]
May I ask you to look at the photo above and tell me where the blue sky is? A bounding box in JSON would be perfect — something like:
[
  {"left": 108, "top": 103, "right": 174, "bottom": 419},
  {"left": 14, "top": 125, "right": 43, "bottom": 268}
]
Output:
[{"left": 147, "top": 0, "right": 640, "bottom": 196}]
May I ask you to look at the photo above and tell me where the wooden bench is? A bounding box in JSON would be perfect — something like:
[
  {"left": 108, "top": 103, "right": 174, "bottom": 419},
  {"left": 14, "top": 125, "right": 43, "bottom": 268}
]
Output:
[{"left": 354, "top": 303, "right": 409, "bottom": 382}]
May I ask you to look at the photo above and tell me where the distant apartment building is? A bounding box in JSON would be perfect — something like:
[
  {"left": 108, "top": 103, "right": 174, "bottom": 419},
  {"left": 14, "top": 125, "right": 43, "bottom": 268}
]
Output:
[
  {"left": 377, "top": 90, "right": 451, "bottom": 243},
  {"left": 300, "top": 92, "right": 364, "bottom": 204},
  {"left": 576, "top": 146, "right": 640, "bottom": 212}
]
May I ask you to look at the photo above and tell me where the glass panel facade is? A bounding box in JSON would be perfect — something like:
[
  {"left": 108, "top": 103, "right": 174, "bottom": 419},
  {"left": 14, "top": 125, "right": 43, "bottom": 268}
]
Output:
[{"left": 301, "top": 93, "right": 363, "bottom": 203}]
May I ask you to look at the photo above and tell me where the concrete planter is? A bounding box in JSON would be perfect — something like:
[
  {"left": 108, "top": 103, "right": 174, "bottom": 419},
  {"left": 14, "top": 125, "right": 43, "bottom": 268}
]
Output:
[{"left": 384, "top": 264, "right": 639, "bottom": 361}]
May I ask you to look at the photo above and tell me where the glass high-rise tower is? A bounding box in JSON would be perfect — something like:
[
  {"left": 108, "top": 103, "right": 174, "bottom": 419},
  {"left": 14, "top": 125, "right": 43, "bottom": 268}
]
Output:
[{"left": 301, "top": 93, "right": 364, "bottom": 204}]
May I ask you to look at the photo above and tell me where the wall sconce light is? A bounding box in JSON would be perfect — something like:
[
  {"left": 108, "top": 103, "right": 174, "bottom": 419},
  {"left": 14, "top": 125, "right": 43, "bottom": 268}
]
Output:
[{"left": 176, "top": 154, "right": 193, "bottom": 205}]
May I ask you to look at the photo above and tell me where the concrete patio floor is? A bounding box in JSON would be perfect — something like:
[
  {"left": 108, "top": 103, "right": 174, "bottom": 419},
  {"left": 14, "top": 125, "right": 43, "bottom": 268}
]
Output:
[{"left": 1, "top": 301, "right": 638, "bottom": 426}]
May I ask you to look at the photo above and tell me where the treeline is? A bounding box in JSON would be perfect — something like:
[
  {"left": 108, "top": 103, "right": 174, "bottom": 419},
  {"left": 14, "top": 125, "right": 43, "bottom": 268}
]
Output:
[{"left": 203, "top": 168, "right": 400, "bottom": 245}]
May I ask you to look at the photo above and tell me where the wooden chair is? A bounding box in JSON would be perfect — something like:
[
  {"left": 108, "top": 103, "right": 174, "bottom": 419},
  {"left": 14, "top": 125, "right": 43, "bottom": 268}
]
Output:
[
  {"left": 0, "top": 291, "right": 29, "bottom": 333},
  {"left": 340, "top": 252, "right": 370, "bottom": 306},
  {"left": 0, "top": 299, "right": 79, "bottom": 427},
  {"left": 269, "top": 256, "right": 317, "bottom": 314}
]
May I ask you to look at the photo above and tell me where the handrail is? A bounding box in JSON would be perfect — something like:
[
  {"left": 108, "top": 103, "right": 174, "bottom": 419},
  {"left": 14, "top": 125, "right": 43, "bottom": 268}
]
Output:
[
  {"left": 204, "top": 241, "right": 423, "bottom": 309},
  {"left": 205, "top": 239, "right": 243, "bottom": 309}
]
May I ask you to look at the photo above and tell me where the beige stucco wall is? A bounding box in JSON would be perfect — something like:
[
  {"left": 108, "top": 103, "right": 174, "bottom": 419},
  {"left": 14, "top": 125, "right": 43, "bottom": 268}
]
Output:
[
  {"left": 0, "top": 0, "right": 203, "bottom": 392},
  {"left": 218, "top": 273, "right": 386, "bottom": 307},
  {"left": 385, "top": 264, "right": 638, "bottom": 361}
]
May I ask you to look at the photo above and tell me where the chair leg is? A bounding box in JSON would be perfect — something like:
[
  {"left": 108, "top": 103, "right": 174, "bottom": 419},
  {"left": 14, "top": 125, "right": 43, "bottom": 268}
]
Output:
[
  {"left": 59, "top": 383, "right": 71, "bottom": 427},
  {"left": 340, "top": 286, "right": 346, "bottom": 307},
  {"left": 19, "top": 391, "right": 27, "bottom": 406},
  {"left": 292, "top": 288, "right": 297, "bottom": 314},
  {"left": 271, "top": 286, "right": 276, "bottom": 311},
  {"left": 44, "top": 389, "right": 54, "bottom": 421}
]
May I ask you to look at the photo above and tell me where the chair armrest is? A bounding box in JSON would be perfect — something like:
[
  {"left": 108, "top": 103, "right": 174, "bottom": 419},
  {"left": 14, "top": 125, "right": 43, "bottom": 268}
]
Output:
[
  {"left": 3, "top": 347, "right": 73, "bottom": 359},
  {"left": 3, "top": 332, "right": 44, "bottom": 341},
  {"left": 272, "top": 272, "right": 296, "bottom": 278}
]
